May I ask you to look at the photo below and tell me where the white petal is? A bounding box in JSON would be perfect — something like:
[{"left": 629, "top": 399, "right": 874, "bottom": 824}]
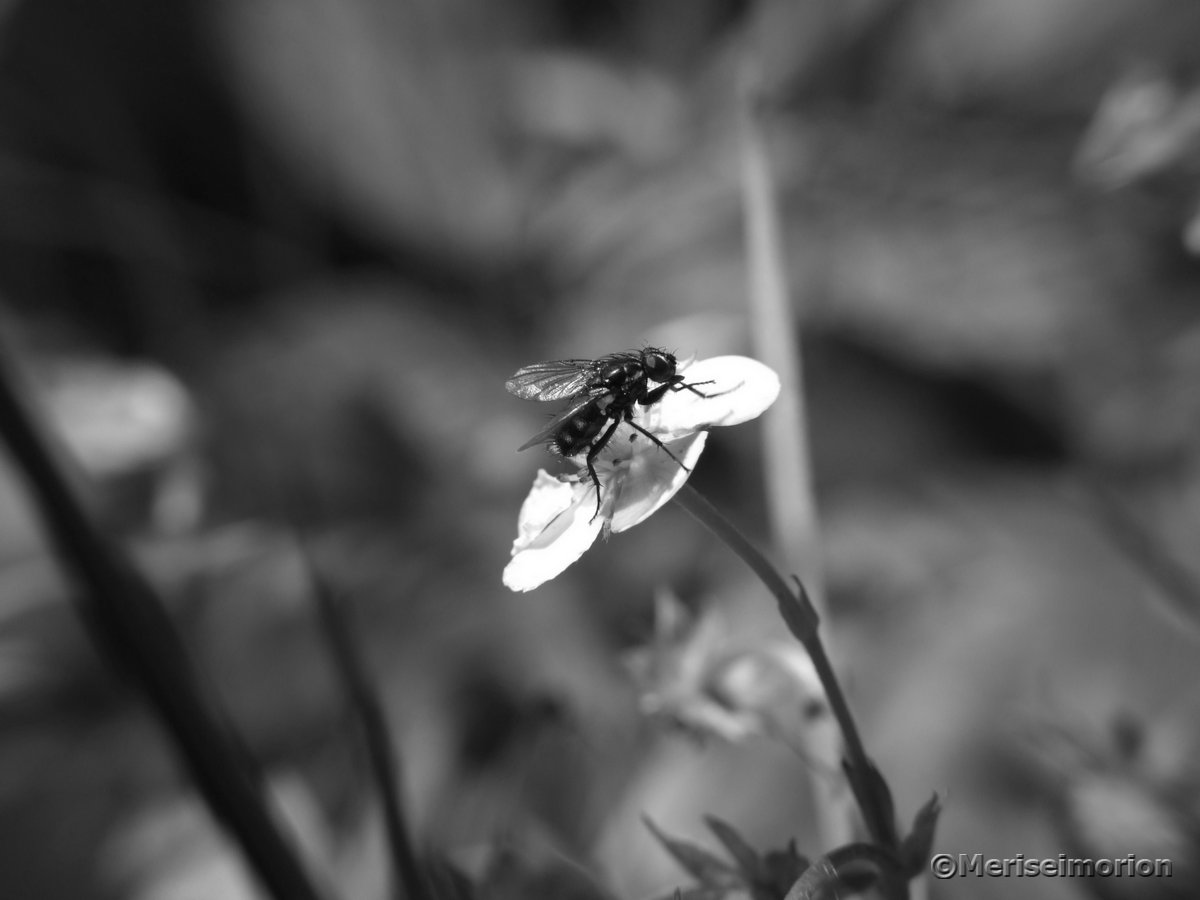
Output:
[
  {"left": 641, "top": 355, "right": 780, "bottom": 439},
  {"left": 503, "top": 471, "right": 605, "bottom": 591},
  {"left": 608, "top": 431, "right": 706, "bottom": 533}
]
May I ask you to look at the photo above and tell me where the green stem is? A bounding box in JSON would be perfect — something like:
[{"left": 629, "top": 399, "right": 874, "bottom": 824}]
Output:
[{"left": 672, "top": 484, "right": 890, "bottom": 849}]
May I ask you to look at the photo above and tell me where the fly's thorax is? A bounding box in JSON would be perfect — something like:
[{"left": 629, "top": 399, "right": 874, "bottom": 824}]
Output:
[{"left": 596, "top": 360, "right": 642, "bottom": 391}]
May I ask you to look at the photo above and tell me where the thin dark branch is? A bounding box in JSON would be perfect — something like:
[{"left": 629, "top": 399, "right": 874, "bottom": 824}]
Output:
[
  {"left": 0, "top": 348, "right": 326, "bottom": 900},
  {"left": 297, "top": 539, "right": 430, "bottom": 900},
  {"left": 672, "top": 484, "right": 893, "bottom": 851}
]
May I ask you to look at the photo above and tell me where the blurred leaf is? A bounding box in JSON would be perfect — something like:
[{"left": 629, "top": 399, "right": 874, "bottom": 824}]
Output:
[
  {"left": 643, "top": 816, "right": 739, "bottom": 888},
  {"left": 760, "top": 842, "right": 810, "bottom": 898},
  {"left": 897, "top": 793, "right": 941, "bottom": 877},
  {"left": 647, "top": 815, "right": 819, "bottom": 900},
  {"left": 703, "top": 814, "right": 761, "bottom": 880}
]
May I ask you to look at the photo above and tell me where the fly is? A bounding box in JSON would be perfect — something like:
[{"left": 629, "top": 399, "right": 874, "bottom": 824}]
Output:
[{"left": 506, "top": 348, "right": 714, "bottom": 518}]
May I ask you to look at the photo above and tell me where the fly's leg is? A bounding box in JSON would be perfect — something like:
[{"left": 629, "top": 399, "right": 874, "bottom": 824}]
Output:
[
  {"left": 626, "top": 419, "right": 690, "bottom": 472},
  {"left": 585, "top": 416, "right": 623, "bottom": 521},
  {"left": 639, "top": 377, "right": 729, "bottom": 404},
  {"left": 639, "top": 380, "right": 691, "bottom": 405},
  {"left": 674, "top": 377, "right": 741, "bottom": 399},
  {"left": 678, "top": 379, "right": 723, "bottom": 398}
]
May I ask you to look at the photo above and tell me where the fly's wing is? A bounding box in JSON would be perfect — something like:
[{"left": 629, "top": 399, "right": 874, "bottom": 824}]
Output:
[
  {"left": 516, "top": 396, "right": 594, "bottom": 451},
  {"left": 505, "top": 358, "right": 597, "bottom": 401}
]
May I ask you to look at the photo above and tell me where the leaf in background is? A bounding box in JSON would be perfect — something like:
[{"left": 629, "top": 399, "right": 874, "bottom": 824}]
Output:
[
  {"left": 897, "top": 793, "right": 941, "bottom": 878},
  {"left": 760, "top": 841, "right": 810, "bottom": 899},
  {"left": 643, "top": 816, "right": 740, "bottom": 889},
  {"left": 702, "top": 815, "right": 761, "bottom": 881}
]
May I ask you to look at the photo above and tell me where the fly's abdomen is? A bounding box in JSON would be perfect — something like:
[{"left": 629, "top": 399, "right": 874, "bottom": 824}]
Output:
[{"left": 553, "top": 397, "right": 611, "bottom": 456}]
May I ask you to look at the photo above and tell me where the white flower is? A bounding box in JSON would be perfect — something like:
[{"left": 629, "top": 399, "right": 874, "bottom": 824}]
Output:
[{"left": 502, "top": 355, "right": 779, "bottom": 592}]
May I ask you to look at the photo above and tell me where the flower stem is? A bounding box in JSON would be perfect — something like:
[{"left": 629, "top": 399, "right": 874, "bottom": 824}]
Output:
[{"left": 673, "top": 484, "right": 892, "bottom": 850}]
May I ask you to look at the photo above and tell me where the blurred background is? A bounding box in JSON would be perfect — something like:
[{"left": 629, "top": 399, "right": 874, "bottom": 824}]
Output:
[{"left": 3, "top": 0, "right": 1200, "bottom": 897}]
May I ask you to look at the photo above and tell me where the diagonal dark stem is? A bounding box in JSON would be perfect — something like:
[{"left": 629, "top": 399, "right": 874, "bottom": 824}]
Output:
[
  {"left": 0, "top": 355, "right": 325, "bottom": 900},
  {"left": 297, "top": 540, "right": 431, "bottom": 900},
  {"left": 672, "top": 484, "right": 890, "bottom": 849}
]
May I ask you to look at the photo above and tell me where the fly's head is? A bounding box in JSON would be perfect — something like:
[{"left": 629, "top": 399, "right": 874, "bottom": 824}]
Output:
[{"left": 641, "top": 348, "right": 678, "bottom": 384}]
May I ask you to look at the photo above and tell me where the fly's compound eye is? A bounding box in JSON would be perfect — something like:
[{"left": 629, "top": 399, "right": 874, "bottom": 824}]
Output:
[{"left": 643, "top": 352, "right": 674, "bottom": 380}]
